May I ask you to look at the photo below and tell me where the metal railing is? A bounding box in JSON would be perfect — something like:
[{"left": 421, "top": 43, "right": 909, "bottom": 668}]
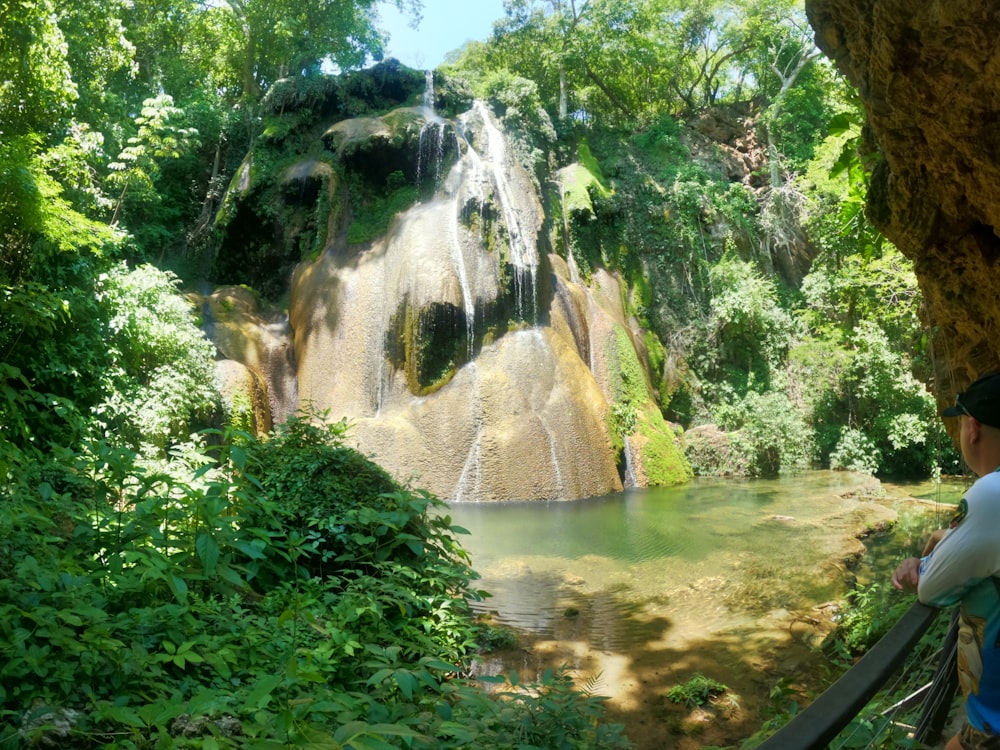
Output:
[{"left": 756, "top": 603, "right": 960, "bottom": 749}]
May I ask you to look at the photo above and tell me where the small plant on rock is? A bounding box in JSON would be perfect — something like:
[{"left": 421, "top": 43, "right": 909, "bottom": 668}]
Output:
[{"left": 667, "top": 673, "right": 729, "bottom": 707}]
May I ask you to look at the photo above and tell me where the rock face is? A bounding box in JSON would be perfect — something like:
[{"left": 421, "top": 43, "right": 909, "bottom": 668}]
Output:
[
  {"left": 288, "top": 101, "right": 624, "bottom": 502},
  {"left": 210, "top": 68, "right": 688, "bottom": 501},
  {"left": 806, "top": 1, "right": 1000, "bottom": 411}
]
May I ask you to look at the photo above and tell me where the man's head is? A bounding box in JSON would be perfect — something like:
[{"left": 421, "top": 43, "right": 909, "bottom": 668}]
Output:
[
  {"left": 941, "top": 371, "right": 1000, "bottom": 427},
  {"left": 942, "top": 371, "right": 1000, "bottom": 475}
]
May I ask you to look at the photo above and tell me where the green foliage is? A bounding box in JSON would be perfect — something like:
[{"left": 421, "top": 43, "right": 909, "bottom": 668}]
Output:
[
  {"left": 476, "top": 623, "right": 519, "bottom": 652},
  {"left": 0, "top": 409, "right": 630, "bottom": 748},
  {"left": 811, "top": 322, "right": 947, "bottom": 478},
  {"left": 442, "top": 668, "right": 633, "bottom": 749},
  {"left": 667, "top": 673, "right": 729, "bottom": 707},
  {"left": 720, "top": 389, "right": 811, "bottom": 477},
  {"left": 761, "top": 55, "right": 836, "bottom": 171},
  {"left": 93, "top": 262, "right": 223, "bottom": 458},
  {"left": 827, "top": 584, "right": 912, "bottom": 659},
  {"left": 346, "top": 178, "right": 420, "bottom": 244},
  {"left": 828, "top": 428, "right": 880, "bottom": 476},
  {"left": 705, "top": 256, "right": 795, "bottom": 390},
  {"left": 800, "top": 248, "right": 922, "bottom": 355},
  {"left": 106, "top": 94, "right": 200, "bottom": 232}
]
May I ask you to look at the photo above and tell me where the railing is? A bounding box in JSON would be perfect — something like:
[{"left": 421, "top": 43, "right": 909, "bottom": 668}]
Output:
[{"left": 755, "top": 603, "right": 960, "bottom": 750}]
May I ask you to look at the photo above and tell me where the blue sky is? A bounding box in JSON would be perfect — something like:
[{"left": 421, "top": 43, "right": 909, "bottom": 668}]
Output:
[{"left": 376, "top": 0, "right": 507, "bottom": 70}]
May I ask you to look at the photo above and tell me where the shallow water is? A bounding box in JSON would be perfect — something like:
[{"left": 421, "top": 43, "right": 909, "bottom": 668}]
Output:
[
  {"left": 443, "top": 472, "right": 971, "bottom": 749},
  {"left": 449, "top": 472, "right": 898, "bottom": 645}
]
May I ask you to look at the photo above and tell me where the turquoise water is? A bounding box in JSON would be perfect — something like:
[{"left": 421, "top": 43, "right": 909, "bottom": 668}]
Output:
[{"left": 445, "top": 471, "right": 968, "bottom": 649}]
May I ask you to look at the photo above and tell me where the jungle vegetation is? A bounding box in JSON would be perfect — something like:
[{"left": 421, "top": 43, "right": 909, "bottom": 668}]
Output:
[{"left": 0, "top": 0, "right": 958, "bottom": 746}]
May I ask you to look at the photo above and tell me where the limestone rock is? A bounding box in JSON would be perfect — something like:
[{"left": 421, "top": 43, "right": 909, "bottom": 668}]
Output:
[{"left": 806, "top": 0, "right": 1000, "bottom": 418}]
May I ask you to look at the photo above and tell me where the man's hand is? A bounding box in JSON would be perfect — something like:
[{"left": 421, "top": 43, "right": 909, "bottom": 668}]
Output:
[
  {"left": 922, "top": 528, "right": 947, "bottom": 556},
  {"left": 891, "top": 556, "right": 922, "bottom": 592}
]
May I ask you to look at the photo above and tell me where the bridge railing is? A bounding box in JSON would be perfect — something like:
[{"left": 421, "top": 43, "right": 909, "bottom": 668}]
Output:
[{"left": 755, "top": 603, "right": 960, "bottom": 750}]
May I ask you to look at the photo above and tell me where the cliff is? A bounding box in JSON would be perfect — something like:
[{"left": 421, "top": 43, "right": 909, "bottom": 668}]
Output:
[
  {"left": 203, "top": 64, "right": 691, "bottom": 501},
  {"left": 806, "top": 0, "right": 1000, "bottom": 411}
]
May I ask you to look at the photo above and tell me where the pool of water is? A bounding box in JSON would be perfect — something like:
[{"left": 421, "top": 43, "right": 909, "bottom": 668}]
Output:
[
  {"left": 443, "top": 472, "right": 972, "bottom": 749},
  {"left": 448, "top": 472, "right": 945, "bottom": 646}
]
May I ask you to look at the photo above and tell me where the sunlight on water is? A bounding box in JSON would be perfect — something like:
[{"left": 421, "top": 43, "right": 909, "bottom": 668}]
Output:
[
  {"left": 446, "top": 472, "right": 969, "bottom": 652},
  {"left": 442, "top": 472, "right": 973, "bottom": 748}
]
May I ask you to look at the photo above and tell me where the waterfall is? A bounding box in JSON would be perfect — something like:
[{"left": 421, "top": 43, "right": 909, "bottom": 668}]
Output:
[
  {"left": 261, "top": 316, "right": 299, "bottom": 424},
  {"left": 280, "top": 91, "right": 626, "bottom": 502},
  {"left": 416, "top": 121, "right": 448, "bottom": 185},
  {"left": 557, "top": 179, "right": 583, "bottom": 284},
  {"left": 422, "top": 70, "right": 435, "bottom": 113},
  {"left": 622, "top": 435, "right": 638, "bottom": 489},
  {"left": 459, "top": 102, "right": 540, "bottom": 321},
  {"left": 416, "top": 70, "right": 447, "bottom": 185},
  {"left": 447, "top": 193, "right": 477, "bottom": 360},
  {"left": 542, "top": 420, "right": 566, "bottom": 499},
  {"left": 453, "top": 362, "right": 483, "bottom": 501}
]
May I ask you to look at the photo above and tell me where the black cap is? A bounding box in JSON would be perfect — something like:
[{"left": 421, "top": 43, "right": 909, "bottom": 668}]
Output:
[{"left": 942, "top": 371, "right": 1000, "bottom": 427}]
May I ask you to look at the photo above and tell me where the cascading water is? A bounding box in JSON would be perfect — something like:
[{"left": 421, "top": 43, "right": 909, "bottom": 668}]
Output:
[
  {"left": 261, "top": 317, "right": 299, "bottom": 424},
  {"left": 622, "top": 435, "right": 638, "bottom": 488},
  {"left": 416, "top": 126, "right": 447, "bottom": 185},
  {"left": 556, "top": 179, "right": 583, "bottom": 285},
  {"left": 207, "top": 64, "right": 690, "bottom": 502},
  {"left": 452, "top": 362, "right": 484, "bottom": 502},
  {"left": 422, "top": 69, "right": 435, "bottom": 112},
  {"left": 458, "top": 102, "right": 540, "bottom": 322},
  {"left": 285, "top": 89, "right": 626, "bottom": 502},
  {"left": 416, "top": 71, "right": 448, "bottom": 185}
]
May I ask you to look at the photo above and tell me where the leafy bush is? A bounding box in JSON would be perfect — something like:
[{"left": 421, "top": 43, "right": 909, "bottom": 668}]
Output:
[
  {"left": 476, "top": 623, "right": 519, "bottom": 652},
  {"left": 0, "top": 411, "right": 632, "bottom": 749},
  {"left": 829, "top": 427, "right": 881, "bottom": 476},
  {"left": 826, "top": 584, "right": 912, "bottom": 658},
  {"left": 812, "top": 323, "right": 945, "bottom": 478},
  {"left": 94, "top": 262, "right": 223, "bottom": 457},
  {"left": 696, "top": 387, "right": 811, "bottom": 478},
  {"left": 705, "top": 256, "right": 796, "bottom": 392},
  {"left": 667, "top": 673, "right": 729, "bottom": 707}
]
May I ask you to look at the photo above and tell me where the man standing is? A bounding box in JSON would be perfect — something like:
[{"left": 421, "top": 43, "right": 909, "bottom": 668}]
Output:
[{"left": 892, "top": 371, "right": 1000, "bottom": 750}]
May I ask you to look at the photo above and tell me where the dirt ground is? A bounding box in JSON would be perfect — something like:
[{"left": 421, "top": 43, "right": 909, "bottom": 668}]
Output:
[{"left": 485, "top": 603, "right": 840, "bottom": 750}]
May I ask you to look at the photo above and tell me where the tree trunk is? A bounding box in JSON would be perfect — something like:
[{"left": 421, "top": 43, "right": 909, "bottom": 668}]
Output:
[{"left": 559, "top": 66, "right": 568, "bottom": 120}]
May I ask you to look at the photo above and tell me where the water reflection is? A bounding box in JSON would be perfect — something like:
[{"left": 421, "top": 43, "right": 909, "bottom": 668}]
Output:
[
  {"left": 444, "top": 472, "right": 970, "bottom": 749},
  {"left": 446, "top": 472, "right": 968, "bottom": 653}
]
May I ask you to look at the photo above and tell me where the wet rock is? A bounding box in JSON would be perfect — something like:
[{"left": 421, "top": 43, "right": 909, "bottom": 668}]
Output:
[{"left": 19, "top": 707, "right": 81, "bottom": 748}]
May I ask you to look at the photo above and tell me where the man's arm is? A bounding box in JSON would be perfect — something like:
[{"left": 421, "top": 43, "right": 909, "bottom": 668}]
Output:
[
  {"left": 892, "top": 528, "right": 948, "bottom": 592},
  {"left": 892, "top": 555, "right": 923, "bottom": 592}
]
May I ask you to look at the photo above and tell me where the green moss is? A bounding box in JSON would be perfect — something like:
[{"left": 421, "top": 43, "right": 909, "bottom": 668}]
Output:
[
  {"left": 637, "top": 407, "right": 692, "bottom": 486},
  {"left": 561, "top": 163, "right": 599, "bottom": 218},
  {"left": 389, "top": 299, "right": 463, "bottom": 396},
  {"left": 382, "top": 107, "right": 427, "bottom": 134},
  {"left": 607, "top": 324, "right": 692, "bottom": 486},
  {"left": 228, "top": 385, "right": 256, "bottom": 434},
  {"left": 644, "top": 330, "right": 666, "bottom": 381},
  {"left": 577, "top": 139, "right": 610, "bottom": 198},
  {"left": 609, "top": 324, "right": 651, "bottom": 407},
  {"left": 347, "top": 182, "right": 420, "bottom": 244},
  {"left": 557, "top": 140, "right": 613, "bottom": 232}
]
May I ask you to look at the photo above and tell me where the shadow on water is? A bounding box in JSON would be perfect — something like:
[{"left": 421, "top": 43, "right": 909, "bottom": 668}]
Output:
[{"left": 446, "top": 472, "right": 971, "bottom": 750}]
